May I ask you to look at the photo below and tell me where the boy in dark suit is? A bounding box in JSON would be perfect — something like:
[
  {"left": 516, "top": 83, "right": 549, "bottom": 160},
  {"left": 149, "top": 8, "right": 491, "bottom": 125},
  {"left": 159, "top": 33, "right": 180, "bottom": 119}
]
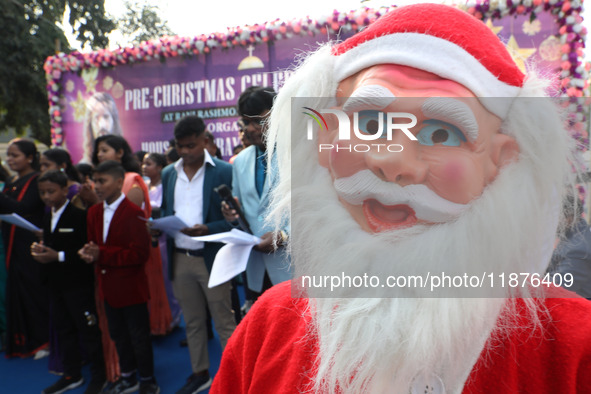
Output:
[
  {"left": 78, "top": 161, "right": 159, "bottom": 394},
  {"left": 31, "top": 170, "right": 105, "bottom": 394}
]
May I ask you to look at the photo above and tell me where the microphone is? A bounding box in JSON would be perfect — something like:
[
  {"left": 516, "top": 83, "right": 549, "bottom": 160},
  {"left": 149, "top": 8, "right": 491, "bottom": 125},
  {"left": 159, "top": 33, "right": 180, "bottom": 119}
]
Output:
[{"left": 214, "top": 184, "right": 252, "bottom": 234}]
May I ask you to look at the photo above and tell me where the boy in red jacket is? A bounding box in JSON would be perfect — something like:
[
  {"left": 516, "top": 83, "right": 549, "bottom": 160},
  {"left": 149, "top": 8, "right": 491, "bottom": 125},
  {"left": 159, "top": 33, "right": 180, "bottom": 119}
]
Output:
[{"left": 79, "top": 160, "right": 159, "bottom": 394}]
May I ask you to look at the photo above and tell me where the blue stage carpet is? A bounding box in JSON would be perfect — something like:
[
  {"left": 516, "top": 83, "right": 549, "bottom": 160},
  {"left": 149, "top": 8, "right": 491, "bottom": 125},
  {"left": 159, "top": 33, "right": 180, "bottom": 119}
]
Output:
[{"left": 0, "top": 319, "right": 224, "bottom": 394}]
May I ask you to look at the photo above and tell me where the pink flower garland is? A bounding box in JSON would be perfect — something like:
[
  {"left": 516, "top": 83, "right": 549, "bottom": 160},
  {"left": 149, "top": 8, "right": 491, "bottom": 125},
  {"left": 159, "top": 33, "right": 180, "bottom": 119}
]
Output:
[
  {"left": 466, "top": 0, "right": 588, "bottom": 147},
  {"left": 44, "top": 2, "right": 587, "bottom": 149}
]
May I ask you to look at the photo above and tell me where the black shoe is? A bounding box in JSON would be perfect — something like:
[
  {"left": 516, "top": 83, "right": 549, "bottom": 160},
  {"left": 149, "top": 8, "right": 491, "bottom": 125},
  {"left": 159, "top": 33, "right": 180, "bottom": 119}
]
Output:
[
  {"left": 84, "top": 374, "right": 107, "bottom": 394},
  {"left": 175, "top": 372, "right": 212, "bottom": 394},
  {"left": 42, "top": 375, "right": 84, "bottom": 394},
  {"left": 105, "top": 376, "right": 139, "bottom": 394},
  {"left": 139, "top": 380, "right": 160, "bottom": 394}
]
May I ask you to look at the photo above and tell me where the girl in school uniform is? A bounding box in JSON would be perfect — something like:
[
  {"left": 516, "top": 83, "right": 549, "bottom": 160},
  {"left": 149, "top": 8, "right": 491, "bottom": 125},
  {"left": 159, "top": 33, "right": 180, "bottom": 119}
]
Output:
[{"left": 0, "top": 138, "right": 48, "bottom": 358}]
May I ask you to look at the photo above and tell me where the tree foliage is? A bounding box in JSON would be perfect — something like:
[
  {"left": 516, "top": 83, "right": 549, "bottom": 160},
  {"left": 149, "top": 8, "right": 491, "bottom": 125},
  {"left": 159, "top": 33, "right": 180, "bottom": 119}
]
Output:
[
  {"left": 0, "top": 0, "right": 115, "bottom": 145},
  {"left": 115, "top": 0, "right": 173, "bottom": 45}
]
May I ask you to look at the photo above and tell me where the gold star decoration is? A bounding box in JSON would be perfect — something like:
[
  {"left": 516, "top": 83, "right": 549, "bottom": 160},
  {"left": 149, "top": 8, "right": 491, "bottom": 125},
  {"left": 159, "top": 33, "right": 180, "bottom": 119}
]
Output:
[
  {"left": 81, "top": 68, "right": 99, "bottom": 93},
  {"left": 70, "top": 91, "right": 88, "bottom": 122},
  {"left": 485, "top": 19, "right": 503, "bottom": 35},
  {"left": 505, "top": 35, "right": 536, "bottom": 73}
]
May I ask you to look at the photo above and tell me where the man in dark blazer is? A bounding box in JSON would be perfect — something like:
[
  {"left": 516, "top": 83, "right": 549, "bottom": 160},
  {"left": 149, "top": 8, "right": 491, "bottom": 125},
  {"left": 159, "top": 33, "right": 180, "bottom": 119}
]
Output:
[
  {"left": 160, "top": 115, "right": 235, "bottom": 394},
  {"left": 31, "top": 170, "right": 105, "bottom": 394}
]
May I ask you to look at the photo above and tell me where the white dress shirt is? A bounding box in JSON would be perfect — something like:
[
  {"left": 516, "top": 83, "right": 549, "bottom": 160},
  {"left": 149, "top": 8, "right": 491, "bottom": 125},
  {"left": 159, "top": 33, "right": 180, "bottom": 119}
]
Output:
[
  {"left": 173, "top": 150, "right": 215, "bottom": 250},
  {"left": 51, "top": 200, "right": 69, "bottom": 262},
  {"left": 51, "top": 200, "right": 69, "bottom": 232},
  {"left": 103, "top": 193, "right": 125, "bottom": 243}
]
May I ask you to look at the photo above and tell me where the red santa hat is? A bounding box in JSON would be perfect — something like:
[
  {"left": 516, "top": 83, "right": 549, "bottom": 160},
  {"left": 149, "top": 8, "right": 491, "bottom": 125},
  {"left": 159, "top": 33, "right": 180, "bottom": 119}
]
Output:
[{"left": 332, "top": 4, "right": 525, "bottom": 119}]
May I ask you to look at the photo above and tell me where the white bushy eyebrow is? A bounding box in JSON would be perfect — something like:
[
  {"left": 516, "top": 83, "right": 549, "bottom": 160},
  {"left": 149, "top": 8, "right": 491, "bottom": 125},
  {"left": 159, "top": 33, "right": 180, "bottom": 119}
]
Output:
[
  {"left": 421, "top": 98, "right": 479, "bottom": 142},
  {"left": 342, "top": 85, "right": 396, "bottom": 113}
]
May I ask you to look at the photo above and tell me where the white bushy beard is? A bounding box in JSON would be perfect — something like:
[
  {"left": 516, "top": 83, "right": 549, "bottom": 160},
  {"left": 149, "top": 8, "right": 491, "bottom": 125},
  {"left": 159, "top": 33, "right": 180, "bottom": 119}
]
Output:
[{"left": 290, "top": 158, "right": 558, "bottom": 394}]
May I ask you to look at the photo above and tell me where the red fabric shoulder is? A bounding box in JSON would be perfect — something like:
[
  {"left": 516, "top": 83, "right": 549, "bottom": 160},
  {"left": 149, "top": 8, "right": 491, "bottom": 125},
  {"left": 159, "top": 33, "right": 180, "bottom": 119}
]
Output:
[
  {"left": 215, "top": 283, "right": 591, "bottom": 393},
  {"left": 465, "top": 293, "right": 591, "bottom": 393},
  {"left": 211, "top": 281, "right": 316, "bottom": 394}
]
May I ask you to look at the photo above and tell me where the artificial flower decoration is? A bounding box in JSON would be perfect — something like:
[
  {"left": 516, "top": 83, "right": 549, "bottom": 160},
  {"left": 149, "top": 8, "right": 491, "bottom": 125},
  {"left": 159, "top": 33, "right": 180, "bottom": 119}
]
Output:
[{"left": 44, "top": 1, "right": 588, "bottom": 149}]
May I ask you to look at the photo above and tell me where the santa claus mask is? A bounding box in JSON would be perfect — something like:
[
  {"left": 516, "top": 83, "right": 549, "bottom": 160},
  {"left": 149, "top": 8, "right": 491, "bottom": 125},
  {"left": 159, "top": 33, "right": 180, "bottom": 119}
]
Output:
[
  {"left": 319, "top": 64, "right": 519, "bottom": 233},
  {"left": 264, "top": 3, "right": 574, "bottom": 393}
]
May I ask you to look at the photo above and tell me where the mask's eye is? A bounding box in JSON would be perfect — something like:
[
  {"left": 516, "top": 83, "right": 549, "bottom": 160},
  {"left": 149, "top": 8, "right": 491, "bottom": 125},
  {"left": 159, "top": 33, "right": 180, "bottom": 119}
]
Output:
[
  {"left": 356, "top": 110, "right": 386, "bottom": 138},
  {"left": 416, "top": 120, "right": 467, "bottom": 147}
]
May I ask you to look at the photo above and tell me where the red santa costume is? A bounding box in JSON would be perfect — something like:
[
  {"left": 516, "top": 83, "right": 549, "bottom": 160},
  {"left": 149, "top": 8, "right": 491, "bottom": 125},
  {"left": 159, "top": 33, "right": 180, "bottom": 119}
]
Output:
[
  {"left": 213, "top": 282, "right": 591, "bottom": 393},
  {"left": 212, "top": 4, "right": 591, "bottom": 393}
]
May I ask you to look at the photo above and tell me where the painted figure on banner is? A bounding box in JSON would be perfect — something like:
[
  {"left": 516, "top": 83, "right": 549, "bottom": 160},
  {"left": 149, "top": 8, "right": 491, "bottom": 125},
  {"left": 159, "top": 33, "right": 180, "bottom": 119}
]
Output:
[{"left": 82, "top": 92, "right": 123, "bottom": 164}]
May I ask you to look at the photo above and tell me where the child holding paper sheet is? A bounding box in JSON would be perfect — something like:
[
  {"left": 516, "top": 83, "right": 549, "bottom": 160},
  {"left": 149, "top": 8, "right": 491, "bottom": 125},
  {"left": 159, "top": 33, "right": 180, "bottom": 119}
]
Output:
[
  {"left": 31, "top": 170, "right": 106, "bottom": 394},
  {"left": 0, "top": 138, "right": 48, "bottom": 358}
]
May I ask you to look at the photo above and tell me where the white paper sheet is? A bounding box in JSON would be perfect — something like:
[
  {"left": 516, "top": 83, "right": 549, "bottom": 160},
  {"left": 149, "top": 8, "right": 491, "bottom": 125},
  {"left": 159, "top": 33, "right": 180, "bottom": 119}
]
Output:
[
  {"left": 191, "top": 228, "right": 261, "bottom": 245},
  {"left": 142, "top": 215, "right": 189, "bottom": 236},
  {"left": 0, "top": 213, "right": 41, "bottom": 232},
  {"left": 191, "top": 229, "right": 262, "bottom": 288}
]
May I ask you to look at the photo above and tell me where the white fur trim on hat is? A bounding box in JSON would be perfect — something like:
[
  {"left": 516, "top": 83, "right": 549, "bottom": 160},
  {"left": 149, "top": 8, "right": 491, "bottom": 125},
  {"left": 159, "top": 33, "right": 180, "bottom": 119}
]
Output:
[{"left": 334, "top": 33, "right": 521, "bottom": 119}]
